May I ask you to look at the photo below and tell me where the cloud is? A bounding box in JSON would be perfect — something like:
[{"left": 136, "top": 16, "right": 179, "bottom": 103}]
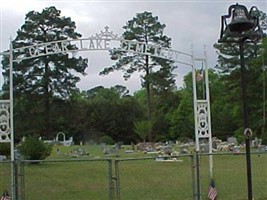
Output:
[{"left": 1, "top": 0, "right": 266, "bottom": 92}]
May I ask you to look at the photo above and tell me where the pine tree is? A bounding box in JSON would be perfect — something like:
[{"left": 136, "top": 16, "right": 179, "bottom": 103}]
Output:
[
  {"left": 2, "top": 6, "right": 88, "bottom": 137},
  {"left": 213, "top": 10, "right": 266, "bottom": 138},
  {"left": 100, "top": 11, "right": 175, "bottom": 141}
]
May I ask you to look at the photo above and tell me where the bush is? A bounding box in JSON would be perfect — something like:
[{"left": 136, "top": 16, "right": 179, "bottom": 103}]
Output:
[
  {"left": 18, "top": 136, "right": 52, "bottom": 160},
  {"left": 99, "top": 135, "right": 114, "bottom": 145},
  {"left": 0, "top": 143, "right": 10, "bottom": 157}
]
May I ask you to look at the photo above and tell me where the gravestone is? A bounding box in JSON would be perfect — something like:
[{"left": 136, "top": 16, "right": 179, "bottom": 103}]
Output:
[
  {"left": 258, "top": 145, "right": 266, "bottom": 152},
  {"left": 200, "top": 143, "right": 209, "bottom": 153},
  {"left": 232, "top": 146, "right": 241, "bottom": 154},
  {"left": 227, "top": 136, "right": 237, "bottom": 145},
  {"left": 180, "top": 145, "right": 189, "bottom": 154},
  {"left": 0, "top": 155, "right": 7, "bottom": 161},
  {"left": 252, "top": 137, "right": 262, "bottom": 148},
  {"left": 136, "top": 142, "right": 155, "bottom": 152},
  {"left": 163, "top": 146, "right": 172, "bottom": 155}
]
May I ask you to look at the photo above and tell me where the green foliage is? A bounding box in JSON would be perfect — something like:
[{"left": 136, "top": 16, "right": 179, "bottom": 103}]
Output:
[
  {"left": 1, "top": 6, "right": 88, "bottom": 137},
  {"left": 0, "top": 143, "right": 10, "bottom": 157},
  {"left": 134, "top": 120, "right": 153, "bottom": 142},
  {"left": 166, "top": 89, "right": 194, "bottom": 140},
  {"left": 213, "top": 10, "right": 267, "bottom": 139},
  {"left": 2, "top": 6, "right": 88, "bottom": 98},
  {"left": 101, "top": 11, "right": 176, "bottom": 141},
  {"left": 99, "top": 135, "right": 114, "bottom": 145},
  {"left": 0, "top": 8, "right": 265, "bottom": 146},
  {"left": 214, "top": 37, "right": 267, "bottom": 139},
  {"left": 83, "top": 86, "right": 143, "bottom": 143},
  {"left": 18, "top": 136, "right": 52, "bottom": 160},
  {"left": 101, "top": 11, "right": 174, "bottom": 81},
  {"left": 233, "top": 127, "right": 245, "bottom": 144},
  {"left": 214, "top": 11, "right": 266, "bottom": 73},
  {"left": 262, "top": 135, "right": 267, "bottom": 145}
]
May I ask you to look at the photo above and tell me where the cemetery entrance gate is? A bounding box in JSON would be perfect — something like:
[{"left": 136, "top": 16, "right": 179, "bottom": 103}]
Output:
[{"left": 0, "top": 27, "right": 212, "bottom": 199}]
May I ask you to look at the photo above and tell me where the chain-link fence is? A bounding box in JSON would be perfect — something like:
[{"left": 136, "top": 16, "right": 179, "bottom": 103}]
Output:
[
  {"left": 0, "top": 160, "right": 12, "bottom": 196},
  {"left": 1, "top": 152, "right": 266, "bottom": 200},
  {"left": 18, "top": 159, "right": 113, "bottom": 200},
  {"left": 114, "top": 155, "right": 195, "bottom": 200}
]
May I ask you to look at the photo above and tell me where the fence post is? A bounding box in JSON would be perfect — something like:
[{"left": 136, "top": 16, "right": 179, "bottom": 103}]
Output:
[
  {"left": 114, "top": 160, "right": 120, "bottom": 200},
  {"left": 13, "top": 160, "right": 19, "bottom": 200},
  {"left": 19, "top": 160, "right": 25, "bottom": 200},
  {"left": 193, "top": 152, "right": 201, "bottom": 200},
  {"left": 191, "top": 154, "right": 196, "bottom": 200},
  {"left": 108, "top": 159, "right": 112, "bottom": 200},
  {"left": 108, "top": 159, "right": 114, "bottom": 200}
]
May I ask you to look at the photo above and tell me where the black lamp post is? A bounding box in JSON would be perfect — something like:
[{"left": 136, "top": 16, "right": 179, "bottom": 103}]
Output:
[{"left": 218, "top": 3, "right": 262, "bottom": 200}]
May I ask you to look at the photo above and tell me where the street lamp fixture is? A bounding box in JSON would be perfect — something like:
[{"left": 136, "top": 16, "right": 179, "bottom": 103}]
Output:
[{"left": 218, "top": 3, "right": 263, "bottom": 200}]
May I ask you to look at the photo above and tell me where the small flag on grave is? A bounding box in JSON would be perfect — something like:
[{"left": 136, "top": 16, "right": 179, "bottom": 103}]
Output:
[
  {"left": 0, "top": 190, "right": 10, "bottom": 200},
  {"left": 208, "top": 179, "right": 217, "bottom": 200}
]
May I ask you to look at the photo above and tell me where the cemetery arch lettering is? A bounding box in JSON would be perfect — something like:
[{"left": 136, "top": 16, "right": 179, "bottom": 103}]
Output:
[{"left": 0, "top": 26, "right": 212, "bottom": 158}]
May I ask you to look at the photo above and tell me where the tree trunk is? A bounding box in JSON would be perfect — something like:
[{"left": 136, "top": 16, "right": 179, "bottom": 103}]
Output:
[
  {"left": 145, "top": 55, "right": 152, "bottom": 141},
  {"left": 44, "top": 58, "right": 50, "bottom": 137}
]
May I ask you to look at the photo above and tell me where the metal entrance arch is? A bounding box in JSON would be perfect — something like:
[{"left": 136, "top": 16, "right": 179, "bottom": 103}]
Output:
[{"left": 0, "top": 26, "right": 212, "bottom": 199}]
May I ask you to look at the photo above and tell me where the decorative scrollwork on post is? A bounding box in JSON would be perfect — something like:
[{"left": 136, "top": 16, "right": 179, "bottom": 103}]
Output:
[
  {"left": 0, "top": 101, "right": 11, "bottom": 142},
  {"left": 197, "top": 100, "right": 210, "bottom": 138}
]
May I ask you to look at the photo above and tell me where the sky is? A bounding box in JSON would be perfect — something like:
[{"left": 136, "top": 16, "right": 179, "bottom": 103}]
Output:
[{"left": 0, "top": 0, "right": 266, "bottom": 93}]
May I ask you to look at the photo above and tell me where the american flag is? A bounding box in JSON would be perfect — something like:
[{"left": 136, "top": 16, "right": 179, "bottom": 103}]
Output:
[
  {"left": 0, "top": 190, "right": 10, "bottom": 200},
  {"left": 196, "top": 68, "right": 204, "bottom": 81},
  {"left": 208, "top": 179, "right": 217, "bottom": 200}
]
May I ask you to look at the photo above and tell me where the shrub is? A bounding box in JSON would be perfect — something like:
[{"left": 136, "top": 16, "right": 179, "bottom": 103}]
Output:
[
  {"left": 0, "top": 143, "right": 10, "bottom": 157},
  {"left": 99, "top": 135, "right": 114, "bottom": 145},
  {"left": 134, "top": 120, "right": 153, "bottom": 142},
  {"left": 18, "top": 136, "right": 52, "bottom": 160}
]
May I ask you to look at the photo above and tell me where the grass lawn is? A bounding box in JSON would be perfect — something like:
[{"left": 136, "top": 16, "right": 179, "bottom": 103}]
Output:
[
  {"left": 199, "top": 153, "right": 267, "bottom": 200},
  {"left": 1, "top": 144, "right": 266, "bottom": 199}
]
